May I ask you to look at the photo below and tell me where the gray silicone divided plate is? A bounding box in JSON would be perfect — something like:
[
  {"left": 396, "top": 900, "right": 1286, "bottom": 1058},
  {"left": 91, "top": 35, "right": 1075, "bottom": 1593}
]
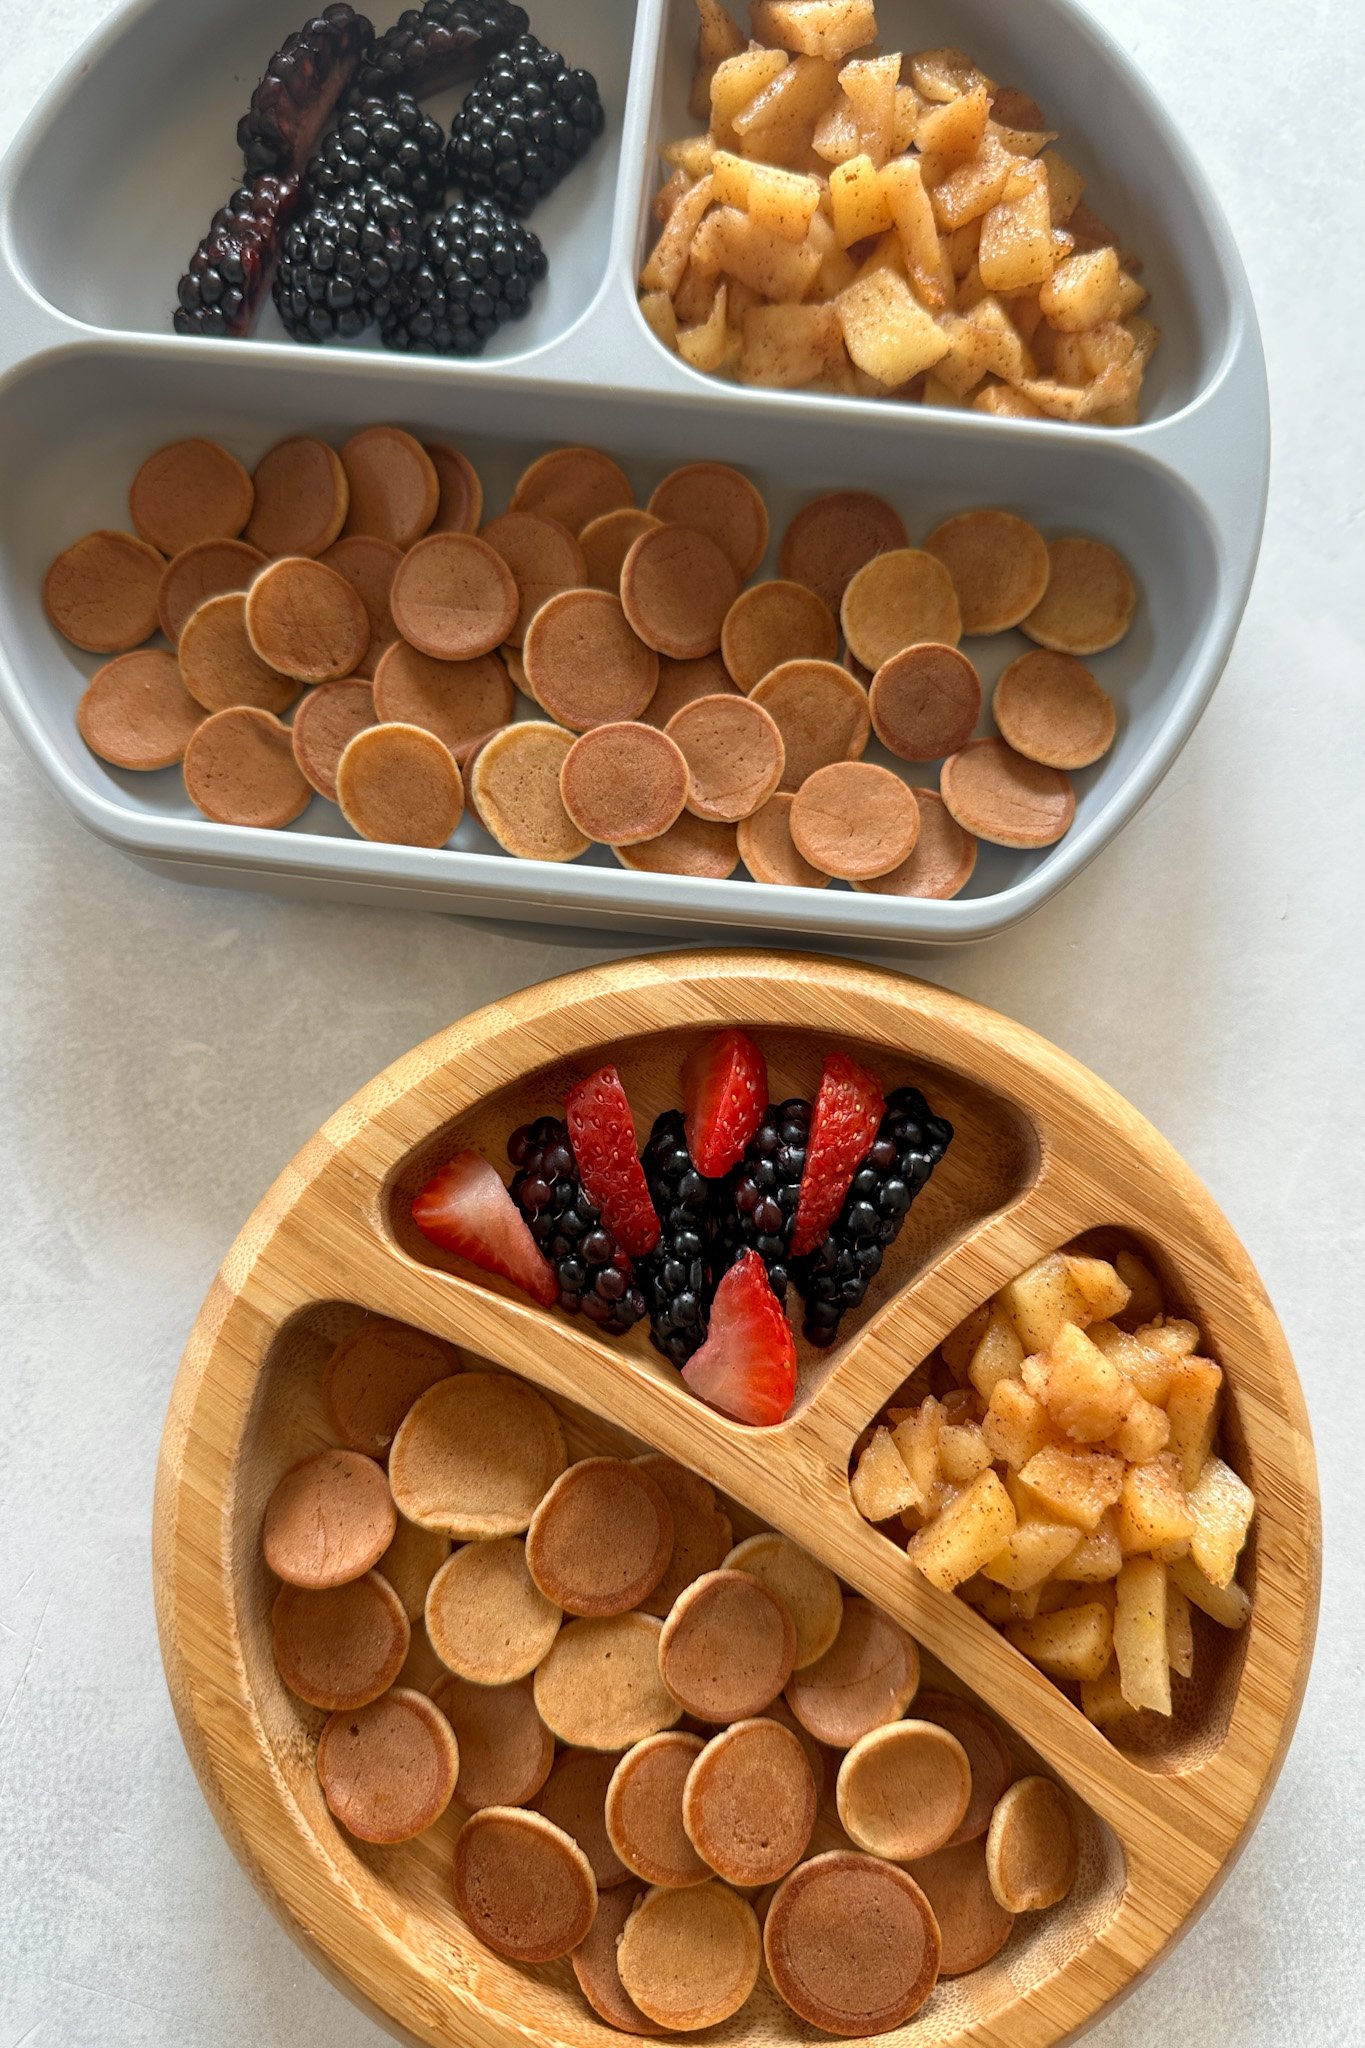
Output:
[{"left": 0, "top": 0, "right": 1268, "bottom": 945}]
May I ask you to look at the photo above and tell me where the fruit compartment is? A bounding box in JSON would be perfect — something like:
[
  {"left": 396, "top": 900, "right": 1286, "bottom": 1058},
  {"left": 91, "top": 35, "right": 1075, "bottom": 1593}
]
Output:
[
  {"left": 2, "top": 0, "right": 635, "bottom": 358},
  {"left": 0, "top": 340, "right": 1226, "bottom": 943},
  {"left": 232, "top": 1294, "right": 1127, "bottom": 2047},
  {"left": 636, "top": 0, "right": 1238, "bottom": 423}
]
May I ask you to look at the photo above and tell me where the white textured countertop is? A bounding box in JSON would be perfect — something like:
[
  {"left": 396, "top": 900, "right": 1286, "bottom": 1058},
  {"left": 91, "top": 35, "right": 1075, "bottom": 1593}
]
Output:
[{"left": 1, "top": 3, "right": 1360, "bottom": 2044}]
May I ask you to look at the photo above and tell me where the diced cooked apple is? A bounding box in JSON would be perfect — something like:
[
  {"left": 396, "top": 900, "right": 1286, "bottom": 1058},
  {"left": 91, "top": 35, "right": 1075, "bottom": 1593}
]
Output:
[
  {"left": 972, "top": 382, "right": 1044, "bottom": 418},
  {"left": 1113, "top": 268, "right": 1150, "bottom": 319},
  {"left": 673, "top": 261, "right": 720, "bottom": 324},
  {"left": 836, "top": 269, "right": 950, "bottom": 385},
  {"left": 1006, "top": 1601, "right": 1113, "bottom": 1682},
  {"left": 1166, "top": 1578, "right": 1194, "bottom": 1678},
  {"left": 1112, "top": 1250, "right": 1162, "bottom": 1329},
  {"left": 654, "top": 168, "right": 693, "bottom": 226},
  {"left": 943, "top": 218, "right": 982, "bottom": 279},
  {"left": 640, "top": 173, "right": 716, "bottom": 294},
  {"left": 692, "top": 205, "right": 822, "bottom": 299},
  {"left": 1165, "top": 1357, "right": 1223, "bottom": 1488},
  {"left": 1039, "top": 1322, "right": 1131, "bottom": 1443},
  {"left": 928, "top": 131, "right": 1016, "bottom": 231},
  {"left": 852, "top": 229, "right": 907, "bottom": 284},
  {"left": 1039, "top": 247, "right": 1123, "bottom": 331},
  {"left": 891, "top": 1396, "right": 944, "bottom": 1507},
  {"left": 907, "top": 1470, "right": 1016, "bottom": 1591},
  {"left": 1039, "top": 147, "right": 1085, "bottom": 225},
  {"left": 1080, "top": 1662, "right": 1139, "bottom": 1728},
  {"left": 711, "top": 46, "right": 790, "bottom": 148},
  {"left": 678, "top": 280, "right": 732, "bottom": 371},
  {"left": 691, "top": 0, "right": 748, "bottom": 118},
  {"left": 811, "top": 94, "right": 861, "bottom": 165},
  {"left": 1018, "top": 1445, "right": 1125, "bottom": 1531},
  {"left": 988, "top": 115, "right": 1054, "bottom": 161},
  {"left": 983, "top": 1379, "right": 1054, "bottom": 1469},
  {"left": 750, "top": 0, "right": 877, "bottom": 61},
  {"left": 880, "top": 156, "right": 954, "bottom": 310},
  {"left": 979, "top": 161, "right": 1055, "bottom": 292},
  {"left": 917, "top": 85, "right": 990, "bottom": 183},
  {"left": 1111, "top": 1390, "right": 1170, "bottom": 1465},
  {"left": 639, "top": 289, "right": 679, "bottom": 351},
  {"left": 909, "top": 47, "right": 995, "bottom": 103},
  {"left": 999, "top": 1252, "right": 1089, "bottom": 1353},
  {"left": 1052, "top": 1506, "right": 1122, "bottom": 1581},
  {"left": 937, "top": 1420, "right": 994, "bottom": 1487},
  {"left": 1168, "top": 1552, "right": 1251, "bottom": 1631},
  {"left": 850, "top": 1424, "right": 919, "bottom": 1522},
  {"left": 1116, "top": 1455, "right": 1196, "bottom": 1557},
  {"left": 982, "top": 1517, "right": 1082, "bottom": 1590},
  {"left": 803, "top": 209, "right": 858, "bottom": 295},
  {"left": 1064, "top": 1256, "right": 1132, "bottom": 1324},
  {"left": 1089, "top": 1322, "right": 1179, "bottom": 1405},
  {"left": 738, "top": 301, "right": 844, "bottom": 384},
  {"left": 838, "top": 53, "right": 900, "bottom": 166},
  {"left": 893, "top": 84, "right": 920, "bottom": 150},
  {"left": 968, "top": 1304, "right": 1025, "bottom": 1400},
  {"left": 751, "top": 160, "right": 825, "bottom": 239},
  {"left": 734, "top": 52, "right": 840, "bottom": 160},
  {"left": 959, "top": 1575, "right": 1015, "bottom": 1625},
  {"left": 829, "top": 153, "right": 894, "bottom": 244},
  {"left": 1113, "top": 1556, "right": 1171, "bottom": 1714},
  {"left": 662, "top": 134, "right": 718, "bottom": 180},
  {"left": 1187, "top": 1455, "right": 1254, "bottom": 1589}
]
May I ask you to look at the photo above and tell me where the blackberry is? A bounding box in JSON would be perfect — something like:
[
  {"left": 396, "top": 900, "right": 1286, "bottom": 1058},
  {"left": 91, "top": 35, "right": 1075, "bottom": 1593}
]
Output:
[
  {"left": 237, "top": 6, "right": 374, "bottom": 177},
  {"left": 350, "top": 0, "right": 528, "bottom": 102},
  {"left": 380, "top": 197, "right": 546, "bottom": 354},
  {"left": 447, "top": 35, "right": 605, "bottom": 217},
  {"left": 273, "top": 181, "right": 421, "bottom": 342},
  {"left": 508, "top": 1117, "right": 645, "bottom": 1335},
  {"left": 793, "top": 1088, "right": 954, "bottom": 1347},
  {"left": 306, "top": 91, "right": 448, "bottom": 211},
  {"left": 636, "top": 1112, "right": 719, "bottom": 1368},
  {"left": 175, "top": 174, "right": 301, "bottom": 337},
  {"left": 720, "top": 1099, "right": 811, "bottom": 1302}
]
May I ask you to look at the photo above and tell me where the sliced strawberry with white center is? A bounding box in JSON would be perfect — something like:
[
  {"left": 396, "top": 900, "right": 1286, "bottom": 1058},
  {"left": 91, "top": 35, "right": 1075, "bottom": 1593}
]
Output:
[
  {"left": 565, "top": 1066, "right": 661, "bottom": 1258},
  {"left": 411, "top": 1151, "right": 558, "bottom": 1307},
  {"left": 682, "top": 1250, "right": 797, "bottom": 1427},
  {"left": 790, "top": 1053, "right": 886, "bottom": 1257},
  {"left": 682, "top": 1028, "right": 769, "bottom": 1179}
]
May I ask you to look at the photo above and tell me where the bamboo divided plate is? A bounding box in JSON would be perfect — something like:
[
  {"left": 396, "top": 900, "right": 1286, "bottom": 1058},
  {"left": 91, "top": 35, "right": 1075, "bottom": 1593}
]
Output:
[{"left": 154, "top": 951, "right": 1319, "bottom": 2048}]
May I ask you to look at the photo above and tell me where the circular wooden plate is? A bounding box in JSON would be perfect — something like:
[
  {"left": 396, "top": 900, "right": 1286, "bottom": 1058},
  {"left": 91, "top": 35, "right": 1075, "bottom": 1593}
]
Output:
[{"left": 154, "top": 951, "right": 1319, "bottom": 2048}]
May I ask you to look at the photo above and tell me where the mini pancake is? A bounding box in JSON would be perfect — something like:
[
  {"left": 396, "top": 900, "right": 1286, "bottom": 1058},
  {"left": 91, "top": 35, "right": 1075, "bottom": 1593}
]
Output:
[
  {"left": 321, "top": 1316, "right": 462, "bottom": 1458},
  {"left": 723, "top": 1534, "right": 842, "bottom": 1670},
  {"left": 751, "top": 660, "right": 871, "bottom": 791},
  {"left": 836, "top": 1719, "right": 972, "bottom": 1860},
  {"left": 426, "top": 441, "right": 484, "bottom": 534},
  {"left": 263, "top": 1447, "right": 397, "bottom": 1588},
  {"left": 534, "top": 1614, "right": 681, "bottom": 1751},
  {"left": 378, "top": 1517, "right": 452, "bottom": 1623},
  {"left": 940, "top": 737, "right": 1076, "bottom": 848},
  {"left": 320, "top": 535, "right": 402, "bottom": 676},
  {"left": 908, "top": 1838, "right": 1015, "bottom": 1974},
  {"left": 1022, "top": 537, "right": 1137, "bottom": 655},
  {"left": 985, "top": 1776, "right": 1079, "bottom": 1911},
  {"left": 372, "top": 640, "right": 513, "bottom": 761},
  {"left": 607, "top": 1733, "right": 709, "bottom": 1887},
  {"left": 923, "top": 509, "right": 1051, "bottom": 635},
  {"left": 431, "top": 1675, "right": 555, "bottom": 1810},
  {"left": 618, "top": 1881, "right": 761, "bottom": 2030},
  {"left": 470, "top": 723, "right": 590, "bottom": 862},
  {"left": 336, "top": 723, "right": 464, "bottom": 847},
  {"left": 480, "top": 512, "right": 589, "bottom": 647},
  {"left": 721, "top": 581, "right": 838, "bottom": 692},
  {"left": 993, "top": 648, "right": 1117, "bottom": 770},
  {"left": 388, "top": 1372, "right": 567, "bottom": 1538},
  {"left": 527, "top": 1458, "right": 674, "bottom": 1617},
  {"left": 523, "top": 589, "right": 660, "bottom": 730},
  {"left": 667, "top": 695, "right": 784, "bottom": 823},
  {"left": 390, "top": 533, "right": 519, "bottom": 661},
  {"left": 291, "top": 680, "right": 376, "bottom": 803},
  {"left": 247, "top": 437, "right": 350, "bottom": 557},
  {"left": 869, "top": 643, "right": 982, "bottom": 762},
  {"left": 640, "top": 653, "right": 740, "bottom": 729},
  {"left": 737, "top": 794, "right": 830, "bottom": 890},
  {"left": 572, "top": 1884, "right": 664, "bottom": 2036},
  {"left": 785, "top": 1597, "right": 920, "bottom": 1747},
  {"left": 44, "top": 530, "right": 165, "bottom": 654},
  {"left": 658, "top": 1569, "right": 796, "bottom": 1722},
  {"left": 683, "top": 1717, "right": 816, "bottom": 1887},
  {"left": 582, "top": 508, "right": 661, "bottom": 591},
  {"left": 453, "top": 1807, "right": 598, "bottom": 1963},
  {"left": 157, "top": 539, "right": 266, "bottom": 644},
  {"left": 426, "top": 1535, "right": 562, "bottom": 1683},
  {"left": 853, "top": 789, "right": 977, "bottom": 901},
  {"left": 129, "top": 439, "right": 253, "bottom": 555},
  {"left": 789, "top": 763, "right": 921, "bottom": 882},
  {"left": 179, "top": 591, "right": 297, "bottom": 715},
  {"left": 615, "top": 814, "right": 739, "bottom": 880},
  {"left": 763, "top": 1852, "right": 941, "bottom": 2034},
  {"left": 272, "top": 1571, "right": 410, "bottom": 1711},
  {"left": 913, "top": 1690, "right": 1016, "bottom": 1845},
  {"left": 245, "top": 557, "right": 370, "bottom": 683},
  {"left": 560, "top": 723, "right": 690, "bottom": 846},
  {"left": 340, "top": 426, "right": 439, "bottom": 548},
  {"left": 536, "top": 1750, "right": 632, "bottom": 1890},
  {"left": 621, "top": 525, "right": 741, "bottom": 661},
  {"left": 841, "top": 549, "right": 962, "bottom": 671},
  {"left": 183, "top": 707, "right": 312, "bottom": 828},
  {"left": 77, "top": 651, "right": 205, "bottom": 771},
  {"left": 512, "top": 445, "right": 635, "bottom": 533},
  {"left": 317, "top": 1687, "right": 459, "bottom": 1844},
  {"left": 648, "top": 463, "right": 769, "bottom": 580},
  {"left": 633, "top": 1456, "right": 734, "bottom": 1619},
  {"left": 779, "top": 492, "right": 910, "bottom": 612}
]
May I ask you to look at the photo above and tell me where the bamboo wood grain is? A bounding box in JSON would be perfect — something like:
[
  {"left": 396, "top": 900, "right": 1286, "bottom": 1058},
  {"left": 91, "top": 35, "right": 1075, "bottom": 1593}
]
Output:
[{"left": 153, "top": 951, "right": 1320, "bottom": 2048}]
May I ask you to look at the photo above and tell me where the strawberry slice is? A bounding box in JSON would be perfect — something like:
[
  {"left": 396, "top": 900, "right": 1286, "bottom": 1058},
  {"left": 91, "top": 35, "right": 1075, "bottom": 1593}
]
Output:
[
  {"left": 790, "top": 1053, "right": 886, "bottom": 1257},
  {"left": 682, "top": 1251, "right": 797, "bottom": 1427},
  {"left": 682, "top": 1029, "right": 769, "bottom": 1179},
  {"left": 565, "top": 1067, "right": 661, "bottom": 1258},
  {"left": 412, "top": 1151, "right": 558, "bottom": 1307}
]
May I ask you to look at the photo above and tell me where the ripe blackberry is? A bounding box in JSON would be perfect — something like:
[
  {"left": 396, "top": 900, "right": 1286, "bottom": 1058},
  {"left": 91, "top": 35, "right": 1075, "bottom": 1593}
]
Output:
[
  {"left": 273, "top": 181, "right": 421, "bottom": 342},
  {"left": 447, "top": 35, "right": 605, "bottom": 217},
  {"left": 350, "top": 0, "right": 528, "bottom": 101},
  {"left": 636, "top": 1112, "right": 719, "bottom": 1368},
  {"left": 720, "top": 1099, "right": 811, "bottom": 1301},
  {"left": 793, "top": 1087, "right": 954, "bottom": 1347},
  {"left": 237, "top": 6, "right": 375, "bottom": 177},
  {"left": 508, "top": 1118, "right": 645, "bottom": 1335},
  {"left": 175, "top": 174, "right": 301, "bottom": 337},
  {"left": 380, "top": 197, "right": 546, "bottom": 354},
  {"left": 306, "top": 92, "right": 448, "bottom": 211}
]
